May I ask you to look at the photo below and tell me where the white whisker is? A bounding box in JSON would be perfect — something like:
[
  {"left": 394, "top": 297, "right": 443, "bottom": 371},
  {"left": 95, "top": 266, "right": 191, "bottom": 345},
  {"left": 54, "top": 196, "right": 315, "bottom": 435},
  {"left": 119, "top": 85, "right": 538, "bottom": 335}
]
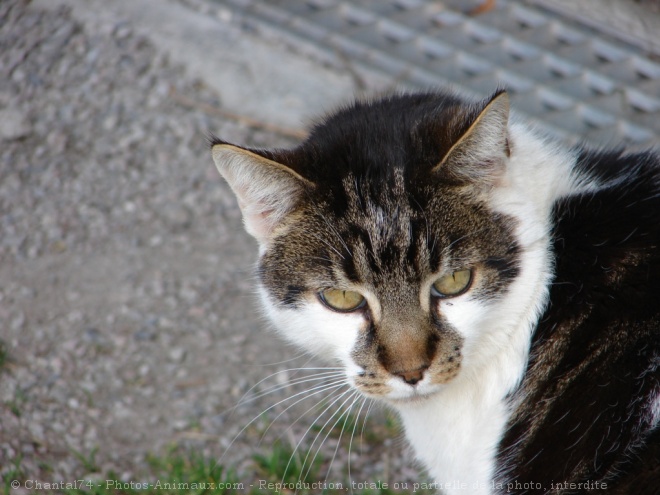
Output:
[
  {"left": 280, "top": 387, "right": 356, "bottom": 487},
  {"left": 308, "top": 231, "right": 346, "bottom": 260},
  {"left": 320, "top": 213, "right": 353, "bottom": 258},
  {"left": 359, "top": 399, "right": 376, "bottom": 454},
  {"left": 216, "top": 379, "right": 347, "bottom": 467},
  {"left": 272, "top": 386, "right": 351, "bottom": 447},
  {"left": 230, "top": 367, "right": 343, "bottom": 412},
  {"left": 321, "top": 391, "right": 363, "bottom": 485},
  {"left": 245, "top": 372, "right": 346, "bottom": 405},
  {"left": 296, "top": 389, "right": 359, "bottom": 483},
  {"left": 256, "top": 379, "right": 349, "bottom": 446},
  {"left": 347, "top": 396, "right": 369, "bottom": 492}
]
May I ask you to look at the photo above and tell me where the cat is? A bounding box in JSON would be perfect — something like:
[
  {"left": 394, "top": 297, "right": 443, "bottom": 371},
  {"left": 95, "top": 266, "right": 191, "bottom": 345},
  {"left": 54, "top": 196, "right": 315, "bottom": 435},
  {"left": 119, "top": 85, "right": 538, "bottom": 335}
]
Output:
[{"left": 210, "top": 89, "right": 659, "bottom": 494}]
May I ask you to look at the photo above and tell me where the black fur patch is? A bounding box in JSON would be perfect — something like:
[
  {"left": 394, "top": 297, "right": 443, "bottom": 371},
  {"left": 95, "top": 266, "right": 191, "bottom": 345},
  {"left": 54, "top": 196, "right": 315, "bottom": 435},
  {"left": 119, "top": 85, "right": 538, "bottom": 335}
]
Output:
[
  {"left": 498, "top": 147, "right": 660, "bottom": 491},
  {"left": 281, "top": 285, "right": 306, "bottom": 307}
]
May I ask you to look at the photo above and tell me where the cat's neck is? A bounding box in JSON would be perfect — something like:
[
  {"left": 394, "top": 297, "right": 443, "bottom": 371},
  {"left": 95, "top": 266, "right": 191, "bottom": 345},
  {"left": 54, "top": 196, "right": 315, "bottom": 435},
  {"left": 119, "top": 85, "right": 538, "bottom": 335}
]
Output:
[{"left": 394, "top": 123, "right": 584, "bottom": 495}]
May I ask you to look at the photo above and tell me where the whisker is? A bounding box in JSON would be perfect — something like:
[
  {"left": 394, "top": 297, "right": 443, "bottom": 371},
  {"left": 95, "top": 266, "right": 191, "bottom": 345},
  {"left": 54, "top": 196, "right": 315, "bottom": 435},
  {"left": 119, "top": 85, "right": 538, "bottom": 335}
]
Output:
[
  {"left": 230, "top": 367, "right": 343, "bottom": 412},
  {"left": 308, "top": 231, "right": 346, "bottom": 260},
  {"left": 280, "top": 387, "right": 356, "bottom": 487},
  {"left": 321, "top": 391, "right": 363, "bottom": 485},
  {"left": 411, "top": 195, "right": 433, "bottom": 264},
  {"left": 447, "top": 225, "right": 493, "bottom": 252},
  {"left": 319, "top": 213, "right": 353, "bottom": 258},
  {"left": 307, "top": 256, "right": 336, "bottom": 265},
  {"left": 216, "top": 379, "right": 347, "bottom": 467},
  {"left": 347, "top": 396, "right": 369, "bottom": 492},
  {"left": 271, "top": 385, "right": 351, "bottom": 448},
  {"left": 296, "top": 389, "right": 359, "bottom": 482},
  {"left": 359, "top": 398, "right": 376, "bottom": 454},
  {"left": 254, "top": 379, "right": 350, "bottom": 446},
  {"left": 251, "top": 353, "right": 315, "bottom": 366},
  {"left": 298, "top": 389, "right": 361, "bottom": 483},
  {"left": 245, "top": 372, "right": 346, "bottom": 405}
]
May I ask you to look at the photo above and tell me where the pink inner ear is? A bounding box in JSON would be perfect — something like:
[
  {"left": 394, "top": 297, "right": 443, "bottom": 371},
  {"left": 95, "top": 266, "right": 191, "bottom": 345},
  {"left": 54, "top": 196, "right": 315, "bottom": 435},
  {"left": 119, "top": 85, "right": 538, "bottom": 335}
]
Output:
[
  {"left": 213, "top": 143, "right": 314, "bottom": 246},
  {"left": 257, "top": 208, "right": 277, "bottom": 227},
  {"left": 243, "top": 204, "right": 280, "bottom": 243},
  {"left": 234, "top": 186, "right": 275, "bottom": 241}
]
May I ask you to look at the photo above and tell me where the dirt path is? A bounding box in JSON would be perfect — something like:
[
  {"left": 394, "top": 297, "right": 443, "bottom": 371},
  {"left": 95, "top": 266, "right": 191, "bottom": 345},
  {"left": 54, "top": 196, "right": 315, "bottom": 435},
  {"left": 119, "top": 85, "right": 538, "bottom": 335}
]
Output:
[{"left": 0, "top": 0, "right": 418, "bottom": 486}]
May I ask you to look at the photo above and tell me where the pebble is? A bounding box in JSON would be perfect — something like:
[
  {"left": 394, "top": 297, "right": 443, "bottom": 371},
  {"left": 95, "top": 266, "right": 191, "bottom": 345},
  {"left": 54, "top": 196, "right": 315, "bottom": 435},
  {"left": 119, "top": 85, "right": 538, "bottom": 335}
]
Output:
[
  {"left": 0, "top": 107, "right": 30, "bottom": 140},
  {"left": 169, "top": 348, "right": 186, "bottom": 363},
  {"left": 0, "top": 0, "right": 415, "bottom": 487},
  {"left": 10, "top": 312, "right": 25, "bottom": 331},
  {"left": 83, "top": 328, "right": 103, "bottom": 344},
  {"left": 133, "top": 328, "right": 156, "bottom": 342}
]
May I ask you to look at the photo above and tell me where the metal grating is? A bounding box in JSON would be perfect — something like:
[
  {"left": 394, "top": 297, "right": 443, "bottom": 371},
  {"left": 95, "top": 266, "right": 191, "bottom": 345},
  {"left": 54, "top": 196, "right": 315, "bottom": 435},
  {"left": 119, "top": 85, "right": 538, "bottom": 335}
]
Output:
[{"left": 211, "top": 0, "right": 660, "bottom": 149}]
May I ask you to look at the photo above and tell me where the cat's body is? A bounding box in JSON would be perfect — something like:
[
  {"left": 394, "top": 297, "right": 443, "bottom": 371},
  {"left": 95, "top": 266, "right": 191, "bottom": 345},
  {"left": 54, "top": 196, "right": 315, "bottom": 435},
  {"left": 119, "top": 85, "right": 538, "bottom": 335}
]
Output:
[{"left": 211, "top": 90, "right": 659, "bottom": 494}]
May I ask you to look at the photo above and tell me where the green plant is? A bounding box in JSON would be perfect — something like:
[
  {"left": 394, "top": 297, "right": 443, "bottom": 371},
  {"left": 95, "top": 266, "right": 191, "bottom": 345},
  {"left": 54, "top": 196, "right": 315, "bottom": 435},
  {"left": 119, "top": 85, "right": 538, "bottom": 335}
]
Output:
[
  {"left": 55, "top": 450, "right": 241, "bottom": 494},
  {"left": 253, "top": 440, "right": 323, "bottom": 488},
  {"left": 6, "top": 389, "right": 26, "bottom": 418},
  {"left": 1, "top": 454, "right": 24, "bottom": 494},
  {"left": 0, "top": 339, "right": 8, "bottom": 371},
  {"left": 145, "top": 450, "right": 241, "bottom": 494},
  {"left": 71, "top": 447, "right": 100, "bottom": 474}
]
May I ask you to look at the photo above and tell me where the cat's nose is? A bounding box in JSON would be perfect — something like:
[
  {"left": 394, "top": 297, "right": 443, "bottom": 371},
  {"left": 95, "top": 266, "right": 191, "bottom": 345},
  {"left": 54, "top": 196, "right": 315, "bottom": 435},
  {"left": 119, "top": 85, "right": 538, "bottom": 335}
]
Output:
[{"left": 394, "top": 366, "right": 428, "bottom": 385}]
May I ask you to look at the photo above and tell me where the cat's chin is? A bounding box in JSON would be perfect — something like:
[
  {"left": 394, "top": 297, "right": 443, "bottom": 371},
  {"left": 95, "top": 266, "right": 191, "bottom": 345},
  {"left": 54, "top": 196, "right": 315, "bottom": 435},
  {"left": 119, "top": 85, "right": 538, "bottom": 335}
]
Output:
[
  {"left": 382, "top": 389, "right": 449, "bottom": 410},
  {"left": 355, "top": 383, "right": 444, "bottom": 405},
  {"left": 384, "top": 391, "right": 438, "bottom": 406}
]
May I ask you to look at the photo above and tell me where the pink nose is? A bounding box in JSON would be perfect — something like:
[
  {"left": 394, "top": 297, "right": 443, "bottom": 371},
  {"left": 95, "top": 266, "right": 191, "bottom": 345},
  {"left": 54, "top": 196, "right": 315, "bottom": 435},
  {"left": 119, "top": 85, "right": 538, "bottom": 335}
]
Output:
[{"left": 394, "top": 366, "right": 427, "bottom": 385}]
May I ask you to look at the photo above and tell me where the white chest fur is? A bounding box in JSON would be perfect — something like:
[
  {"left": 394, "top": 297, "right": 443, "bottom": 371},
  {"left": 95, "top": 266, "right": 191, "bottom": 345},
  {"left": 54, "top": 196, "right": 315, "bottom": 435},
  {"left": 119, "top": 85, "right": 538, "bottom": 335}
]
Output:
[
  {"left": 394, "top": 251, "right": 549, "bottom": 495},
  {"left": 396, "top": 385, "right": 508, "bottom": 495}
]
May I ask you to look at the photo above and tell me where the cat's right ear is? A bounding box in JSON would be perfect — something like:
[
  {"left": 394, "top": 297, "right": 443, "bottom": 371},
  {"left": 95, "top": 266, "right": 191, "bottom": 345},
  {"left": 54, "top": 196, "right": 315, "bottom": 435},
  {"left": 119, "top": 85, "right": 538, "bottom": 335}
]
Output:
[
  {"left": 433, "top": 91, "right": 510, "bottom": 187},
  {"left": 211, "top": 142, "right": 313, "bottom": 246}
]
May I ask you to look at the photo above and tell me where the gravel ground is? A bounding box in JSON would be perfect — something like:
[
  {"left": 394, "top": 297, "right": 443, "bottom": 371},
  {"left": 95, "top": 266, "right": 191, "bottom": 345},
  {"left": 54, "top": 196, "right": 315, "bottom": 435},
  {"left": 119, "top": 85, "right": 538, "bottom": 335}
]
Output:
[
  {"left": 6, "top": 0, "right": 656, "bottom": 490},
  {"left": 0, "top": 0, "right": 419, "bottom": 488}
]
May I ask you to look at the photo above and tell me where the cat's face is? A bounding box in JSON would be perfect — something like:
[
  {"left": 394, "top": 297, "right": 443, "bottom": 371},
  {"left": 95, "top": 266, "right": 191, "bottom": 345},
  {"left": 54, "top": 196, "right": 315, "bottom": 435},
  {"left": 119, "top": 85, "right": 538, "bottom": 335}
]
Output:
[{"left": 213, "top": 91, "right": 523, "bottom": 403}]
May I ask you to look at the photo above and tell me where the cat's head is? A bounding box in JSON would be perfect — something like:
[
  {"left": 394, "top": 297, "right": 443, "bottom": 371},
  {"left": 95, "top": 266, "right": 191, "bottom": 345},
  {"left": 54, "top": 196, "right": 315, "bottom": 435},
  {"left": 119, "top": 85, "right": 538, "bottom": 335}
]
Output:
[{"left": 212, "top": 90, "right": 535, "bottom": 403}]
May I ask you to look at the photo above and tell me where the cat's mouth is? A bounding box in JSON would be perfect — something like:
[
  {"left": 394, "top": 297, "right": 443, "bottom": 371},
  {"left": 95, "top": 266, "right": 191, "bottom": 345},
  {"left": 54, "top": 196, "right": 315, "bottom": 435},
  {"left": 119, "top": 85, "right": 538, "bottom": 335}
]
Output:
[
  {"left": 349, "top": 355, "right": 462, "bottom": 402},
  {"left": 351, "top": 373, "right": 445, "bottom": 403}
]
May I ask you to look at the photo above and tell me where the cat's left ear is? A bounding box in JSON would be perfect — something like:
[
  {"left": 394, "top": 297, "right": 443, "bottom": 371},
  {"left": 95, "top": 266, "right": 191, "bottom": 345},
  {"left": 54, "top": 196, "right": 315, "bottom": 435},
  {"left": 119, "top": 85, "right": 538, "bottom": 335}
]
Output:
[
  {"left": 211, "top": 142, "right": 314, "bottom": 246},
  {"left": 434, "top": 90, "right": 510, "bottom": 186}
]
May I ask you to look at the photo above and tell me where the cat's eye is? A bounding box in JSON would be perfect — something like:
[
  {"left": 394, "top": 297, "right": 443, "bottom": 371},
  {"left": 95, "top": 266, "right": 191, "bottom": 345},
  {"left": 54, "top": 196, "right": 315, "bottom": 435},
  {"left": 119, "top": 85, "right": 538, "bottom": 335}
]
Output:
[
  {"left": 319, "top": 289, "right": 366, "bottom": 312},
  {"left": 431, "top": 269, "right": 472, "bottom": 298}
]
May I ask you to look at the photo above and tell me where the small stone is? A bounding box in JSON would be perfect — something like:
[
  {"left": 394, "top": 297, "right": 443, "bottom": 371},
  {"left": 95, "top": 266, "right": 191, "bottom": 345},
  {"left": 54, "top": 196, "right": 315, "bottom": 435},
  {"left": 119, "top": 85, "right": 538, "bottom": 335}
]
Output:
[
  {"left": 169, "top": 348, "right": 186, "bottom": 363},
  {"left": 161, "top": 203, "right": 192, "bottom": 231},
  {"left": 148, "top": 235, "right": 163, "bottom": 247},
  {"left": 0, "top": 108, "right": 30, "bottom": 140},
  {"left": 83, "top": 328, "right": 102, "bottom": 344},
  {"left": 10, "top": 312, "right": 25, "bottom": 331},
  {"left": 134, "top": 328, "right": 156, "bottom": 342},
  {"left": 114, "top": 23, "right": 132, "bottom": 40},
  {"left": 49, "top": 240, "right": 67, "bottom": 254},
  {"left": 46, "top": 129, "right": 68, "bottom": 154},
  {"left": 172, "top": 419, "right": 188, "bottom": 431}
]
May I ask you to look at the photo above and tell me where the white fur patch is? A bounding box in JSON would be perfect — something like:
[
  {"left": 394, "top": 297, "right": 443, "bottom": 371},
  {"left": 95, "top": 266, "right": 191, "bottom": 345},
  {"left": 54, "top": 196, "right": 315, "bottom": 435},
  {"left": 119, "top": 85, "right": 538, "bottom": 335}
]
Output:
[{"left": 258, "top": 287, "right": 362, "bottom": 367}]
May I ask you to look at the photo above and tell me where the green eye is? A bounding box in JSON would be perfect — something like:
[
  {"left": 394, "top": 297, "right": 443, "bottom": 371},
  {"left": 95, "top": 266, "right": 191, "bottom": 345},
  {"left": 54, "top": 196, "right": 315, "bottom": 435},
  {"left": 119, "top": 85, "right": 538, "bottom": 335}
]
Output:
[
  {"left": 431, "top": 269, "right": 472, "bottom": 298},
  {"left": 319, "top": 289, "right": 366, "bottom": 312}
]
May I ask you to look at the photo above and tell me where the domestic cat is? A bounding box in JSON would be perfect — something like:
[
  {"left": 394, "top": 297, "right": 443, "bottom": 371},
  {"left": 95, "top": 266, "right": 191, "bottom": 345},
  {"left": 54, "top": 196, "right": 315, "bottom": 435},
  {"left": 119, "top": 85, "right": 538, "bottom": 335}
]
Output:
[{"left": 211, "top": 89, "right": 659, "bottom": 494}]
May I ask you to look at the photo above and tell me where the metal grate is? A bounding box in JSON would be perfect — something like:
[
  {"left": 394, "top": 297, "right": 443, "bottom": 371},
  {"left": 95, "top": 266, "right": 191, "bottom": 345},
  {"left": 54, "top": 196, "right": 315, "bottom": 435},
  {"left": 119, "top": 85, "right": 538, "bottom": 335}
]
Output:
[{"left": 212, "top": 0, "right": 660, "bottom": 148}]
